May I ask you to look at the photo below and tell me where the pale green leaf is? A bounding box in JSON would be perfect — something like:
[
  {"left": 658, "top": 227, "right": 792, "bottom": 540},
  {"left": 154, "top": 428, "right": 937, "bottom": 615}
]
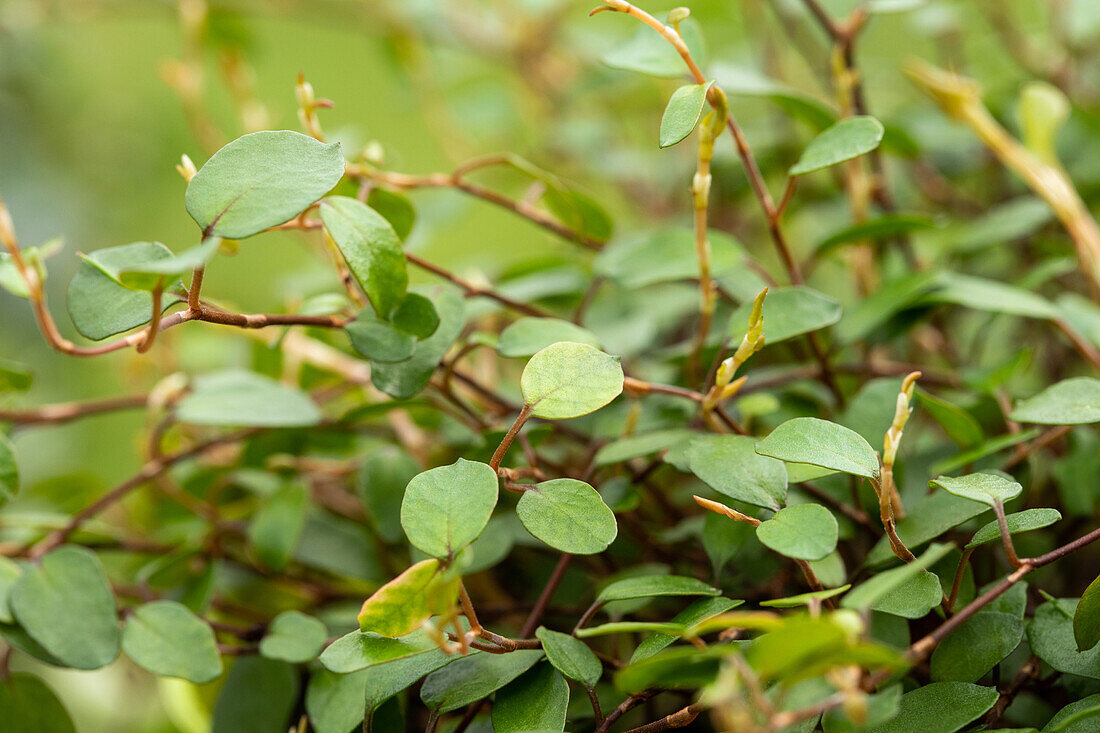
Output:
[
  {"left": 686, "top": 434, "right": 787, "bottom": 511},
  {"left": 320, "top": 196, "right": 408, "bottom": 317},
  {"left": 728, "top": 286, "right": 842, "bottom": 345},
  {"left": 400, "top": 458, "right": 498, "bottom": 559},
  {"left": 121, "top": 600, "right": 222, "bottom": 683},
  {"left": 1011, "top": 378, "right": 1100, "bottom": 424},
  {"left": 260, "top": 611, "right": 327, "bottom": 663},
  {"left": 756, "top": 503, "right": 838, "bottom": 561},
  {"left": 521, "top": 342, "right": 623, "bottom": 419},
  {"left": 371, "top": 286, "right": 465, "bottom": 399},
  {"left": 247, "top": 482, "right": 307, "bottom": 571},
  {"left": 659, "top": 82, "right": 713, "bottom": 148},
  {"left": 516, "top": 478, "right": 617, "bottom": 554},
  {"left": 859, "top": 681, "right": 998, "bottom": 733},
  {"left": 842, "top": 543, "right": 955, "bottom": 611},
  {"left": 756, "top": 417, "right": 880, "bottom": 480},
  {"left": 177, "top": 370, "right": 321, "bottom": 427},
  {"left": 498, "top": 317, "right": 601, "bottom": 358},
  {"left": 186, "top": 130, "right": 344, "bottom": 239},
  {"left": 930, "top": 472, "right": 1022, "bottom": 507},
  {"left": 318, "top": 629, "right": 436, "bottom": 674},
  {"left": 871, "top": 570, "right": 942, "bottom": 619},
  {"left": 967, "top": 508, "right": 1061, "bottom": 548},
  {"left": 790, "top": 116, "right": 884, "bottom": 175},
  {"left": 597, "top": 575, "right": 720, "bottom": 604},
  {"left": 0, "top": 433, "right": 17, "bottom": 507},
  {"left": 345, "top": 313, "right": 416, "bottom": 363},
  {"left": 535, "top": 627, "right": 602, "bottom": 688}
]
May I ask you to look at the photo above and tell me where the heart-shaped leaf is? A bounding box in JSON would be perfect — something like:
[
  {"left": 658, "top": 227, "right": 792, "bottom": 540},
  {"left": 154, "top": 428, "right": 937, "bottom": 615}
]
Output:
[
  {"left": 186, "top": 130, "right": 344, "bottom": 239},
  {"left": 755, "top": 503, "right": 838, "bottom": 561},
  {"left": 685, "top": 434, "right": 788, "bottom": 511},
  {"left": 357, "top": 559, "right": 460, "bottom": 637},
  {"left": 659, "top": 81, "right": 714, "bottom": 148},
  {"left": 177, "top": 369, "right": 322, "bottom": 427},
  {"left": 319, "top": 196, "right": 408, "bottom": 318},
  {"left": 521, "top": 342, "right": 623, "bottom": 419},
  {"left": 10, "top": 546, "right": 120, "bottom": 670},
  {"left": 790, "top": 116, "right": 885, "bottom": 175},
  {"left": 516, "top": 478, "right": 617, "bottom": 554},
  {"left": 400, "top": 458, "right": 498, "bottom": 559},
  {"left": 756, "top": 417, "right": 880, "bottom": 479},
  {"left": 260, "top": 611, "right": 328, "bottom": 663},
  {"left": 121, "top": 600, "right": 222, "bottom": 683}
]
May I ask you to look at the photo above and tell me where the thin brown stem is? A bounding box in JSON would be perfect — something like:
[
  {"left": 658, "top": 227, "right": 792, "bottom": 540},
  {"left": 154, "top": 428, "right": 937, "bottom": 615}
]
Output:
[{"left": 489, "top": 405, "right": 534, "bottom": 472}]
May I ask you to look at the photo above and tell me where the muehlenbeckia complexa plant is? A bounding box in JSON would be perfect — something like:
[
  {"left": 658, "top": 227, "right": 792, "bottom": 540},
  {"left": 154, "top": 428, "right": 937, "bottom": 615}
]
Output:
[{"left": 4, "top": 1, "right": 1100, "bottom": 732}]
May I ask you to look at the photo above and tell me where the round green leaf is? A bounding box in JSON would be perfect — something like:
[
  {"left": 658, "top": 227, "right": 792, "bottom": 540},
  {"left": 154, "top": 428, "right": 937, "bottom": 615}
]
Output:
[
  {"left": 596, "top": 575, "right": 720, "bottom": 604},
  {"left": 260, "top": 611, "right": 327, "bottom": 663},
  {"left": 858, "top": 681, "right": 998, "bottom": 733},
  {"left": 728, "top": 286, "right": 842, "bottom": 345},
  {"left": 0, "top": 432, "right": 17, "bottom": 507},
  {"left": 1010, "top": 377, "right": 1100, "bottom": 425},
  {"left": 790, "top": 115, "right": 885, "bottom": 175},
  {"left": 367, "top": 187, "right": 416, "bottom": 240},
  {"left": 390, "top": 293, "right": 439, "bottom": 339},
  {"left": 967, "top": 508, "right": 1061, "bottom": 548},
  {"left": 755, "top": 417, "right": 880, "bottom": 480},
  {"left": 516, "top": 478, "right": 617, "bottom": 555},
  {"left": 755, "top": 503, "right": 838, "bottom": 561},
  {"left": 0, "top": 673, "right": 75, "bottom": 733},
  {"left": 345, "top": 314, "right": 416, "bottom": 363},
  {"left": 930, "top": 472, "right": 1022, "bottom": 507},
  {"left": 1075, "top": 575, "right": 1100, "bottom": 652},
  {"left": 491, "top": 662, "right": 569, "bottom": 733},
  {"left": 498, "top": 317, "right": 601, "bottom": 358},
  {"left": 121, "top": 600, "right": 222, "bottom": 683},
  {"left": 306, "top": 669, "right": 370, "bottom": 733},
  {"left": 535, "top": 627, "right": 602, "bottom": 688},
  {"left": 319, "top": 196, "right": 408, "bottom": 318},
  {"left": 400, "top": 458, "right": 499, "bottom": 559},
  {"left": 520, "top": 342, "right": 623, "bottom": 419},
  {"left": 67, "top": 242, "right": 184, "bottom": 341},
  {"left": 247, "top": 482, "right": 307, "bottom": 572},
  {"left": 659, "top": 81, "right": 713, "bottom": 148},
  {"left": 371, "top": 286, "right": 466, "bottom": 400},
  {"left": 420, "top": 649, "right": 544, "bottom": 713},
  {"left": 10, "top": 546, "right": 120, "bottom": 670},
  {"left": 685, "top": 434, "right": 788, "bottom": 511},
  {"left": 186, "top": 130, "right": 344, "bottom": 239},
  {"left": 176, "top": 369, "right": 322, "bottom": 427},
  {"left": 113, "top": 237, "right": 222, "bottom": 292}
]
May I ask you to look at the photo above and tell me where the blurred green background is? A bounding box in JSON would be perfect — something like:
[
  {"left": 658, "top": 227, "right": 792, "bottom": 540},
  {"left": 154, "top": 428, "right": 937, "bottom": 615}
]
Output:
[{"left": 1, "top": 0, "right": 1098, "bottom": 729}]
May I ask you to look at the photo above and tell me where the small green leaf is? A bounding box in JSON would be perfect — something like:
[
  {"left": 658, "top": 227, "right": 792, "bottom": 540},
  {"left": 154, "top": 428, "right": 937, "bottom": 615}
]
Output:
[
  {"left": 597, "top": 575, "right": 720, "bottom": 604},
  {"left": 602, "top": 19, "right": 707, "bottom": 78},
  {"left": 702, "top": 512, "right": 753, "bottom": 575},
  {"left": 842, "top": 543, "right": 955, "bottom": 611},
  {"left": 594, "top": 228, "right": 745, "bottom": 290},
  {"left": 0, "top": 432, "right": 17, "bottom": 507},
  {"left": 728, "top": 286, "right": 842, "bottom": 345},
  {"left": 211, "top": 657, "right": 299, "bottom": 733},
  {"left": 247, "top": 482, "right": 307, "bottom": 571},
  {"left": 521, "top": 342, "right": 623, "bottom": 419},
  {"left": 1029, "top": 598, "right": 1100, "bottom": 678},
  {"left": 390, "top": 293, "right": 439, "bottom": 339},
  {"left": 367, "top": 187, "right": 416, "bottom": 240},
  {"left": 10, "top": 546, "right": 120, "bottom": 670},
  {"left": 1075, "top": 575, "right": 1100, "bottom": 652},
  {"left": 356, "top": 559, "right": 459, "bottom": 637},
  {"left": 598, "top": 429, "right": 696, "bottom": 466},
  {"left": 0, "top": 358, "right": 33, "bottom": 393},
  {"left": 110, "top": 237, "right": 222, "bottom": 291},
  {"left": 630, "top": 597, "right": 743, "bottom": 663},
  {"left": 187, "top": 130, "right": 344, "bottom": 238},
  {"left": 318, "top": 629, "right": 436, "bottom": 674},
  {"left": 756, "top": 503, "right": 838, "bottom": 561},
  {"left": 121, "top": 600, "right": 222, "bottom": 683},
  {"left": 260, "top": 611, "right": 327, "bottom": 663},
  {"left": 420, "top": 649, "right": 544, "bottom": 713},
  {"left": 858, "top": 681, "right": 998, "bottom": 733},
  {"left": 790, "top": 115, "right": 885, "bottom": 175},
  {"left": 1010, "top": 378, "right": 1100, "bottom": 425},
  {"left": 816, "top": 214, "right": 935, "bottom": 256},
  {"left": 400, "top": 458, "right": 498, "bottom": 559},
  {"left": 372, "top": 287, "right": 466, "bottom": 400},
  {"left": 756, "top": 417, "right": 880, "bottom": 480},
  {"left": 871, "top": 570, "right": 942, "bottom": 619},
  {"left": 685, "top": 434, "right": 788, "bottom": 511},
  {"left": 535, "top": 627, "right": 602, "bottom": 688},
  {"left": 0, "top": 673, "right": 75, "bottom": 733},
  {"left": 516, "top": 478, "right": 617, "bottom": 554},
  {"left": 491, "top": 662, "right": 569, "bottom": 733},
  {"left": 67, "top": 242, "right": 184, "bottom": 341},
  {"left": 345, "top": 313, "right": 416, "bottom": 363},
  {"left": 177, "top": 369, "right": 322, "bottom": 427},
  {"left": 930, "top": 472, "right": 1022, "bottom": 507},
  {"left": 967, "top": 508, "right": 1061, "bottom": 548},
  {"left": 659, "top": 81, "right": 713, "bottom": 148},
  {"left": 760, "top": 586, "right": 851, "bottom": 609},
  {"left": 498, "top": 317, "right": 601, "bottom": 358},
  {"left": 319, "top": 196, "right": 408, "bottom": 317},
  {"left": 0, "top": 238, "right": 62, "bottom": 299},
  {"left": 930, "top": 611, "right": 1023, "bottom": 682}
]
